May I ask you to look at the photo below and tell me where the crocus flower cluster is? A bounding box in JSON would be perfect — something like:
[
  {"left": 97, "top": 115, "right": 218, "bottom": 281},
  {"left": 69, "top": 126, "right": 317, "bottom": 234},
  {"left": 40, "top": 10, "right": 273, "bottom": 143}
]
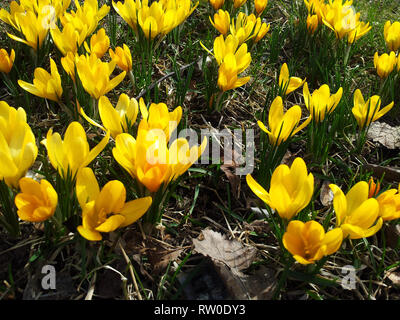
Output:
[
  {"left": 304, "top": 0, "right": 371, "bottom": 43},
  {"left": 112, "top": 0, "right": 198, "bottom": 40}
]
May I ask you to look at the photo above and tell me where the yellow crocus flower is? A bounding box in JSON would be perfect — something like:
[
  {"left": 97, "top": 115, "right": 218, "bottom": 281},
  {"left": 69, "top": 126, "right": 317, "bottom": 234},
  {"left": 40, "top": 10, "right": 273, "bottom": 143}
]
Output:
[
  {"left": 306, "top": 14, "right": 319, "bottom": 34},
  {"left": 254, "top": 0, "right": 268, "bottom": 16},
  {"left": 246, "top": 157, "right": 314, "bottom": 220},
  {"left": 18, "top": 58, "right": 63, "bottom": 102},
  {"left": 210, "top": 9, "right": 230, "bottom": 35},
  {"left": 76, "top": 167, "right": 152, "bottom": 241},
  {"left": 84, "top": 28, "right": 110, "bottom": 58},
  {"left": 217, "top": 53, "right": 251, "bottom": 92},
  {"left": 234, "top": 0, "right": 247, "bottom": 8},
  {"left": 283, "top": 220, "right": 343, "bottom": 265},
  {"left": 384, "top": 21, "right": 400, "bottom": 52},
  {"left": 50, "top": 22, "right": 87, "bottom": 56},
  {"left": 258, "top": 96, "right": 310, "bottom": 146},
  {"left": 109, "top": 44, "right": 133, "bottom": 72},
  {"left": 209, "top": 0, "right": 224, "bottom": 10},
  {"left": 352, "top": 89, "right": 394, "bottom": 129},
  {"left": 14, "top": 178, "right": 58, "bottom": 223},
  {"left": 112, "top": 125, "right": 207, "bottom": 193},
  {"left": 279, "top": 63, "right": 306, "bottom": 96},
  {"left": 304, "top": 0, "right": 327, "bottom": 23},
  {"left": 7, "top": 10, "right": 49, "bottom": 51},
  {"left": 76, "top": 53, "right": 126, "bottom": 99},
  {"left": 61, "top": 51, "right": 79, "bottom": 83},
  {"left": 329, "top": 181, "right": 383, "bottom": 239},
  {"left": 139, "top": 98, "right": 182, "bottom": 141},
  {"left": 112, "top": 0, "right": 140, "bottom": 31},
  {"left": 0, "top": 48, "right": 15, "bottom": 74},
  {"left": 41, "top": 121, "right": 110, "bottom": 180},
  {"left": 0, "top": 1, "right": 26, "bottom": 30},
  {"left": 374, "top": 51, "right": 397, "bottom": 79},
  {"left": 376, "top": 186, "right": 400, "bottom": 222},
  {"left": 60, "top": 0, "right": 110, "bottom": 40},
  {"left": 303, "top": 82, "right": 343, "bottom": 122},
  {"left": 0, "top": 101, "right": 38, "bottom": 188}
]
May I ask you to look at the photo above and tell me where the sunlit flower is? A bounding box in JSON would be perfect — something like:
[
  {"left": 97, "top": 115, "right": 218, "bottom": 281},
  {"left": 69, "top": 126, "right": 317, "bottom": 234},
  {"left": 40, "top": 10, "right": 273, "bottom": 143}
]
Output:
[
  {"left": 306, "top": 14, "right": 318, "bottom": 34},
  {"left": 230, "top": 12, "right": 267, "bottom": 44},
  {"left": 113, "top": 124, "right": 207, "bottom": 193},
  {"left": 376, "top": 185, "right": 400, "bottom": 221},
  {"left": 61, "top": 51, "right": 79, "bottom": 83},
  {"left": 76, "top": 53, "right": 126, "bottom": 99},
  {"left": 246, "top": 157, "right": 314, "bottom": 220},
  {"left": 283, "top": 220, "right": 343, "bottom": 264},
  {"left": 258, "top": 96, "right": 310, "bottom": 145},
  {"left": 384, "top": 21, "right": 400, "bottom": 52},
  {"left": 303, "top": 82, "right": 343, "bottom": 122},
  {"left": 18, "top": 58, "right": 63, "bottom": 102},
  {"left": 109, "top": 44, "right": 133, "bottom": 72},
  {"left": 352, "top": 89, "right": 394, "bottom": 129},
  {"left": 210, "top": 9, "right": 230, "bottom": 35},
  {"left": 209, "top": 0, "right": 224, "bottom": 10},
  {"left": 217, "top": 53, "right": 251, "bottom": 92},
  {"left": 255, "top": 0, "right": 268, "bottom": 16},
  {"left": 41, "top": 121, "right": 110, "bottom": 180},
  {"left": 279, "top": 63, "right": 305, "bottom": 96},
  {"left": 14, "top": 178, "right": 58, "bottom": 223},
  {"left": 329, "top": 181, "right": 383, "bottom": 239},
  {"left": 139, "top": 98, "right": 182, "bottom": 141},
  {"left": 76, "top": 167, "right": 152, "bottom": 241},
  {"left": 0, "top": 101, "right": 38, "bottom": 188},
  {"left": 84, "top": 28, "right": 110, "bottom": 58},
  {"left": 0, "top": 48, "right": 15, "bottom": 74},
  {"left": 374, "top": 51, "right": 397, "bottom": 79},
  {"left": 51, "top": 22, "right": 87, "bottom": 56}
]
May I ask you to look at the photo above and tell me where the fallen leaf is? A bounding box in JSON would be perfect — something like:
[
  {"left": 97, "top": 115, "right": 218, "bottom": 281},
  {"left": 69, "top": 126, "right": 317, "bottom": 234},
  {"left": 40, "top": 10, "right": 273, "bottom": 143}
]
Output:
[
  {"left": 367, "top": 122, "right": 400, "bottom": 149},
  {"left": 192, "top": 229, "right": 257, "bottom": 271},
  {"left": 147, "top": 248, "right": 183, "bottom": 274},
  {"left": 319, "top": 180, "right": 333, "bottom": 207}
]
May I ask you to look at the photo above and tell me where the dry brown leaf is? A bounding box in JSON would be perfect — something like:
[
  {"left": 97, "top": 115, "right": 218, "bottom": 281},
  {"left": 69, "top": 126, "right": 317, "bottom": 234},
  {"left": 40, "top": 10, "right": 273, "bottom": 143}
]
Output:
[
  {"left": 367, "top": 122, "right": 400, "bottom": 149},
  {"left": 192, "top": 229, "right": 257, "bottom": 271},
  {"left": 319, "top": 180, "right": 333, "bottom": 207},
  {"left": 148, "top": 248, "right": 183, "bottom": 274},
  {"left": 364, "top": 163, "right": 400, "bottom": 182},
  {"left": 385, "top": 224, "right": 400, "bottom": 249}
]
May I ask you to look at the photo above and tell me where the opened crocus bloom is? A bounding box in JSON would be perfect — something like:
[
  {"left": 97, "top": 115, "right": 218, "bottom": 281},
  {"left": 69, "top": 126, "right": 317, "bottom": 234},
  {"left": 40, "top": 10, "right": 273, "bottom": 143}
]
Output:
[
  {"left": 113, "top": 0, "right": 198, "bottom": 39},
  {"left": 51, "top": 22, "right": 87, "bottom": 56},
  {"left": 0, "top": 48, "right": 15, "bottom": 74},
  {"left": 258, "top": 96, "right": 310, "bottom": 146},
  {"left": 76, "top": 167, "right": 152, "bottom": 241},
  {"left": 217, "top": 53, "right": 251, "bottom": 92},
  {"left": 374, "top": 51, "right": 397, "bottom": 79},
  {"left": 18, "top": 58, "right": 63, "bottom": 102},
  {"left": 84, "top": 28, "right": 110, "bottom": 58},
  {"left": 352, "top": 89, "right": 394, "bottom": 129},
  {"left": 109, "top": 44, "right": 133, "bottom": 72},
  {"left": 329, "top": 181, "right": 383, "bottom": 239},
  {"left": 246, "top": 157, "right": 314, "bottom": 220},
  {"left": 139, "top": 98, "right": 182, "bottom": 141},
  {"left": 76, "top": 53, "right": 126, "bottom": 99},
  {"left": 283, "top": 220, "right": 343, "bottom": 265},
  {"left": 14, "top": 178, "right": 58, "bottom": 223},
  {"left": 210, "top": 9, "right": 230, "bottom": 35},
  {"left": 0, "top": 101, "right": 38, "bottom": 188},
  {"left": 384, "top": 21, "right": 400, "bottom": 52},
  {"left": 41, "top": 121, "right": 110, "bottom": 180},
  {"left": 113, "top": 123, "right": 207, "bottom": 193},
  {"left": 376, "top": 185, "right": 400, "bottom": 222},
  {"left": 60, "top": 0, "right": 110, "bottom": 40},
  {"left": 279, "top": 63, "right": 305, "bottom": 96},
  {"left": 303, "top": 82, "right": 343, "bottom": 122},
  {"left": 81, "top": 94, "right": 139, "bottom": 139},
  {"left": 230, "top": 12, "right": 268, "bottom": 44}
]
